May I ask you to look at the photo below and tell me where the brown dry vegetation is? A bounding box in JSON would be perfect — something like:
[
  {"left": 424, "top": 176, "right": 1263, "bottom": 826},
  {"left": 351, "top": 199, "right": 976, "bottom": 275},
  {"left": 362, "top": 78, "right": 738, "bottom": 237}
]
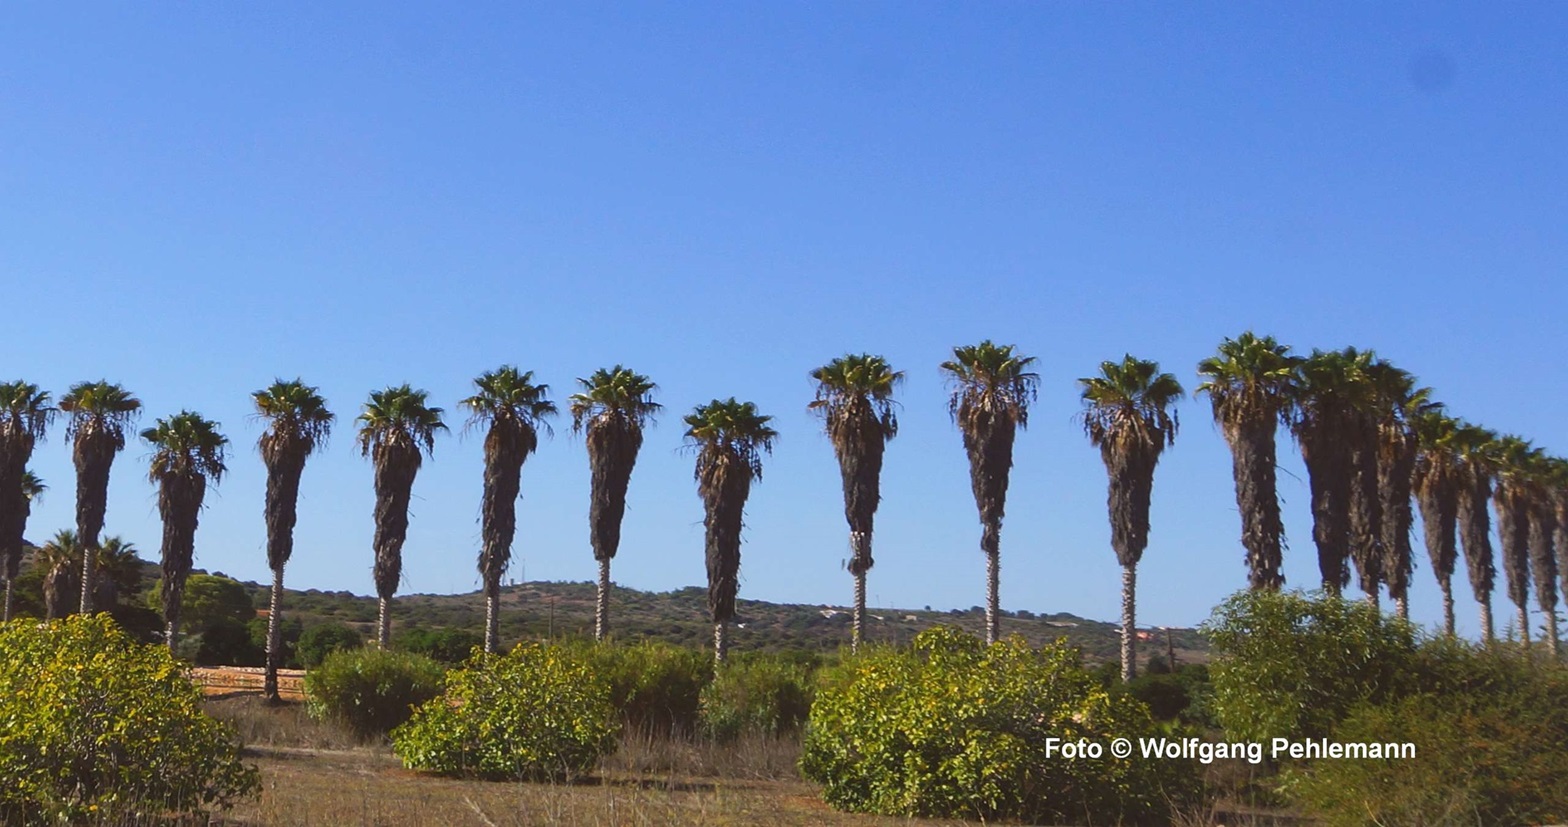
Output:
[{"left": 205, "top": 696, "right": 973, "bottom": 827}]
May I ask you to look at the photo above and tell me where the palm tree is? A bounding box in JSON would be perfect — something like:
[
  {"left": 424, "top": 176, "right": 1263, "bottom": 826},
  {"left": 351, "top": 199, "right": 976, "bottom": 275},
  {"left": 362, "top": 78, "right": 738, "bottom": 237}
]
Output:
[
  {"left": 1412, "top": 411, "right": 1462, "bottom": 636},
  {"left": 93, "top": 535, "right": 142, "bottom": 611},
  {"left": 570, "top": 367, "right": 660, "bottom": 642},
  {"left": 1196, "top": 333, "right": 1297, "bottom": 591},
  {"left": 684, "top": 398, "right": 777, "bottom": 664},
  {"left": 461, "top": 367, "right": 555, "bottom": 654},
  {"left": 941, "top": 341, "right": 1038, "bottom": 645},
  {"left": 1454, "top": 423, "right": 1499, "bottom": 643},
  {"left": 1, "top": 381, "right": 53, "bottom": 622},
  {"left": 37, "top": 529, "right": 82, "bottom": 619},
  {"left": 1521, "top": 450, "right": 1560, "bottom": 659},
  {"left": 357, "top": 385, "right": 446, "bottom": 648},
  {"left": 253, "top": 379, "right": 334, "bottom": 700},
  {"left": 143, "top": 412, "right": 228, "bottom": 655},
  {"left": 809, "top": 354, "right": 903, "bottom": 651},
  {"left": 5, "top": 471, "right": 46, "bottom": 621},
  {"left": 1079, "top": 355, "right": 1182, "bottom": 681},
  {"left": 1367, "top": 361, "right": 1435, "bottom": 619},
  {"left": 59, "top": 381, "right": 141, "bottom": 613},
  {"left": 1289, "top": 348, "right": 1373, "bottom": 598},
  {"left": 1492, "top": 435, "right": 1535, "bottom": 652}
]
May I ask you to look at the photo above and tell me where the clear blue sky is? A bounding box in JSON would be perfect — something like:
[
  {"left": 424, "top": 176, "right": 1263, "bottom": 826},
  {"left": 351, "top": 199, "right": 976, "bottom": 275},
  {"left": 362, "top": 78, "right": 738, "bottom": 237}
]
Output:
[{"left": 4, "top": 4, "right": 1565, "bottom": 638}]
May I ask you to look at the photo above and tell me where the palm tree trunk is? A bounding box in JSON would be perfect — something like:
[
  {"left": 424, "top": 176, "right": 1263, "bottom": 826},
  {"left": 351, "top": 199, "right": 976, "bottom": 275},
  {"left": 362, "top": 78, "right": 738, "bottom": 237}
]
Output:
[
  {"left": 713, "top": 621, "right": 727, "bottom": 665},
  {"left": 1480, "top": 599, "right": 1494, "bottom": 645},
  {"left": 2, "top": 578, "right": 10, "bottom": 623},
  {"left": 1395, "top": 595, "right": 1408, "bottom": 621},
  {"left": 80, "top": 548, "right": 95, "bottom": 614},
  {"left": 595, "top": 557, "right": 611, "bottom": 642},
  {"left": 1518, "top": 604, "right": 1531, "bottom": 654},
  {"left": 264, "top": 566, "right": 285, "bottom": 702},
  {"left": 377, "top": 597, "right": 392, "bottom": 649},
  {"left": 1441, "top": 581, "right": 1455, "bottom": 637},
  {"left": 1120, "top": 563, "right": 1137, "bottom": 682},
  {"left": 1547, "top": 614, "right": 1560, "bottom": 661},
  {"left": 983, "top": 520, "right": 1000, "bottom": 646},
  {"left": 1365, "top": 591, "right": 1379, "bottom": 612},
  {"left": 485, "top": 591, "right": 499, "bottom": 654},
  {"left": 852, "top": 569, "right": 866, "bottom": 652},
  {"left": 165, "top": 604, "right": 181, "bottom": 657}
]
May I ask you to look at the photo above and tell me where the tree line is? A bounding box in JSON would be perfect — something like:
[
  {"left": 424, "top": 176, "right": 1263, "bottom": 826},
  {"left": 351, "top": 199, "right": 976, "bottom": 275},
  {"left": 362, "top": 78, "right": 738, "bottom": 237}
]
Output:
[{"left": 1, "top": 332, "right": 1563, "bottom": 697}]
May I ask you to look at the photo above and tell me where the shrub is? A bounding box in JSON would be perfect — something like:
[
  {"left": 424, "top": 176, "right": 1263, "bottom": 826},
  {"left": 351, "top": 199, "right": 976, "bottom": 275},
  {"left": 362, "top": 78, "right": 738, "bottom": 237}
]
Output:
[
  {"left": 700, "top": 655, "right": 814, "bottom": 740},
  {"left": 304, "top": 648, "right": 446, "bottom": 738},
  {"left": 0, "top": 615, "right": 259, "bottom": 822},
  {"left": 1286, "top": 641, "right": 1568, "bottom": 826},
  {"left": 392, "top": 642, "right": 618, "bottom": 780},
  {"left": 1202, "top": 589, "right": 1417, "bottom": 742},
  {"left": 577, "top": 640, "right": 712, "bottom": 736},
  {"left": 296, "top": 621, "right": 364, "bottom": 668},
  {"left": 800, "top": 627, "right": 1200, "bottom": 825},
  {"left": 396, "top": 626, "right": 484, "bottom": 664}
]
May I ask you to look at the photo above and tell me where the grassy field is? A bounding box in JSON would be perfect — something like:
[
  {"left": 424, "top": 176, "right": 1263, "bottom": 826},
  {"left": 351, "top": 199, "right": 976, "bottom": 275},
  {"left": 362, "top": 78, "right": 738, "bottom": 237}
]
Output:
[{"left": 207, "top": 695, "right": 972, "bottom": 827}]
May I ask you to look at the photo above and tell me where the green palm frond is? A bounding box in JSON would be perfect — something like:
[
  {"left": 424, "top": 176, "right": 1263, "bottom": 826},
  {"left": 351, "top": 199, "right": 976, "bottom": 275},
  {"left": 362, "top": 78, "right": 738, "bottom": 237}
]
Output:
[
  {"left": 569, "top": 366, "right": 660, "bottom": 434},
  {"left": 1195, "top": 332, "right": 1297, "bottom": 427},
  {"left": 142, "top": 412, "right": 229, "bottom": 483},
  {"left": 0, "top": 381, "right": 55, "bottom": 442},
  {"left": 1078, "top": 354, "right": 1183, "bottom": 450},
  {"left": 356, "top": 385, "right": 447, "bottom": 458},
  {"left": 810, "top": 353, "right": 903, "bottom": 440},
  {"left": 254, "top": 378, "right": 335, "bottom": 455},
  {"left": 20, "top": 470, "right": 45, "bottom": 502},
  {"left": 461, "top": 365, "right": 557, "bottom": 439},
  {"left": 939, "top": 340, "right": 1039, "bottom": 430},
  {"left": 59, "top": 381, "right": 140, "bottom": 442},
  {"left": 684, "top": 398, "right": 778, "bottom": 482}
]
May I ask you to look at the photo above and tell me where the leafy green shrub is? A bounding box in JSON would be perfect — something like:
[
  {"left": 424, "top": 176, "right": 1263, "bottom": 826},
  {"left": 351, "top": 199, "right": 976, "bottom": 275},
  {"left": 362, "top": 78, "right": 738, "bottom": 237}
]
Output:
[
  {"left": 396, "top": 626, "right": 484, "bottom": 664},
  {"left": 801, "top": 627, "right": 1200, "bottom": 825},
  {"left": 0, "top": 615, "right": 259, "bottom": 822},
  {"left": 700, "top": 655, "right": 814, "bottom": 740},
  {"left": 1286, "top": 641, "right": 1568, "bottom": 826},
  {"left": 576, "top": 640, "right": 712, "bottom": 736},
  {"left": 296, "top": 621, "right": 364, "bottom": 668},
  {"left": 305, "top": 648, "right": 446, "bottom": 738},
  {"left": 1202, "top": 589, "right": 1417, "bottom": 742},
  {"left": 392, "top": 642, "right": 618, "bottom": 780},
  {"left": 1122, "top": 663, "right": 1211, "bottom": 725}
]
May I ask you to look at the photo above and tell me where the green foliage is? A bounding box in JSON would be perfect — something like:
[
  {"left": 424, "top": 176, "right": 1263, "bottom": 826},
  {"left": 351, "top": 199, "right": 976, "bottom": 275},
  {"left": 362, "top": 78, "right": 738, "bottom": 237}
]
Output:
[
  {"left": 1202, "top": 589, "right": 1417, "bottom": 741},
  {"left": 1286, "top": 641, "right": 1568, "bottom": 826},
  {"left": 0, "top": 615, "right": 258, "bottom": 822},
  {"left": 247, "top": 615, "right": 303, "bottom": 669},
  {"left": 296, "top": 621, "right": 364, "bottom": 668},
  {"left": 1122, "top": 663, "right": 1211, "bottom": 725},
  {"left": 700, "top": 655, "right": 815, "bottom": 740},
  {"left": 569, "top": 639, "right": 712, "bottom": 735},
  {"left": 396, "top": 626, "right": 483, "bottom": 664},
  {"left": 801, "top": 627, "right": 1200, "bottom": 825},
  {"left": 149, "top": 573, "right": 257, "bottom": 631},
  {"left": 305, "top": 648, "right": 446, "bottom": 738},
  {"left": 392, "top": 642, "right": 618, "bottom": 781},
  {"left": 194, "top": 616, "right": 266, "bottom": 666}
]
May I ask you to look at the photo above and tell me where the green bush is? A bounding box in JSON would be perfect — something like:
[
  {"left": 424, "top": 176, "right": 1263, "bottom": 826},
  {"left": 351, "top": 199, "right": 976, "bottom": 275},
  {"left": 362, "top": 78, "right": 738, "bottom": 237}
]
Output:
[
  {"left": 576, "top": 640, "right": 712, "bottom": 736},
  {"left": 305, "top": 648, "right": 446, "bottom": 738},
  {"left": 396, "top": 626, "right": 484, "bottom": 664},
  {"left": 1287, "top": 641, "right": 1568, "bottom": 826},
  {"left": 0, "top": 615, "right": 259, "bottom": 822},
  {"left": 800, "top": 627, "right": 1200, "bottom": 825},
  {"left": 392, "top": 642, "right": 618, "bottom": 780},
  {"left": 1202, "top": 589, "right": 1417, "bottom": 742},
  {"left": 700, "top": 655, "right": 814, "bottom": 740},
  {"left": 296, "top": 621, "right": 364, "bottom": 668}
]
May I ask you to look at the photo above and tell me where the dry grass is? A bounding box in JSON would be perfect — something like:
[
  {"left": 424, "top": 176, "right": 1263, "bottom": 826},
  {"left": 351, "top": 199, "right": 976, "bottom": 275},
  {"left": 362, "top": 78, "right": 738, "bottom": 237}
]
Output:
[{"left": 205, "top": 696, "right": 970, "bottom": 827}]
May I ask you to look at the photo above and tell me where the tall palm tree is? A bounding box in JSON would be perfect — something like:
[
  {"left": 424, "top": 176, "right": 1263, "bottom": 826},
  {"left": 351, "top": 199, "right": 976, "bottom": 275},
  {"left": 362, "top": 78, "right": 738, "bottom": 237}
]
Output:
[
  {"left": 253, "top": 379, "right": 334, "bottom": 700},
  {"left": 569, "top": 367, "right": 659, "bottom": 642},
  {"left": 462, "top": 367, "right": 555, "bottom": 654},
  {"left": 143, "top": 412, "right": 228, "bottom": 655},
  {"left": 1555, "top": 459, "right": 1568, "bottom": 657},
  {"left": 1492, "top": 435, "right": 1535, "bottom": 652},
  {"left": 357, "top": 385, "right": 446, "bottom": 648},
  {"left": 59, "top": 381, "right": 141, "bottom": 613},
  {"left": 1454, "top": 423, "right": 1499, "bottom": 643},
  {"left": 5, "top": 471, "right": 46, "bottom": 621},
  {"left": 1, "top": 381, "right": 53, "bottom": 622},
  {"left": 37, "top": 529, "right": 82, "bottom": 620},
  {"left": 1412, "top": 411, "right": 1462, "bottom": 636},
  {"left": 92, "top": 535, "right": 142, "bottom": 611},
  {"left": 1196, "top": 333, "right": 1297, "bottom": 591},
  {"left": 1289, "top": 348, "right": 1373, "bottom": 598},
  {"left": 1367, "top": 362, "right": 1435, "bottom": 619},
  {"left": 1078, "top": 355, "right": 1182, "bottom": 681},
  {"left": 809, "top": 354, "right": 903, "bottom": 651},
  {"left": 684, "top": 398, "right": 777, "bottom": 665},
  {"left": 1521, "top": 450, "right": 1560, "bottom": 659},
  {"left": 941, "top": 341, "right": 1038, "bottom": 645}
]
